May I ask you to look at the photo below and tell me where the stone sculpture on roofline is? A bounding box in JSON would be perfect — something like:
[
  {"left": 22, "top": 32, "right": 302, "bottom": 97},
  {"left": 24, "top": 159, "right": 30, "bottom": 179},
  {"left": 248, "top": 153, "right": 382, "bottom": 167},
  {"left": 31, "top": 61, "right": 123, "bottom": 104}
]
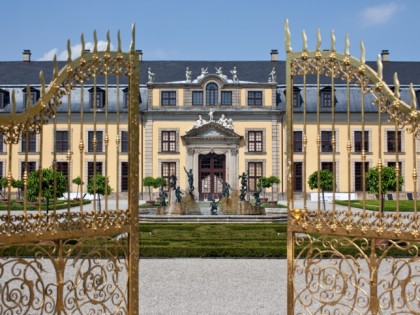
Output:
[{"left": 187, "top": 112, "right": 234, "bottom": 131}]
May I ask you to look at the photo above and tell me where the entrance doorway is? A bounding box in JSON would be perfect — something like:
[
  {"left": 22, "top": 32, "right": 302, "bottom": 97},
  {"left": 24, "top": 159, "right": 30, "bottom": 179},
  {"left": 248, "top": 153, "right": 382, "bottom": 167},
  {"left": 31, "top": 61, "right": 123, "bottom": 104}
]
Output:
[{"left": 198, "top": 153, "right": 225, "bottom": 200}]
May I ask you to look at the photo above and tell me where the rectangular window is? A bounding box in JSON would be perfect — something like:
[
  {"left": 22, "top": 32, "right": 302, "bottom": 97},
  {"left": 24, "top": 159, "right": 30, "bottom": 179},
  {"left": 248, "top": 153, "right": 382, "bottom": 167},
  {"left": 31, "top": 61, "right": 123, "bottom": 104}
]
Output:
[
  {"left": 161, "top": 131, "right": 176, "bottom": 152},
  {"left": 55, "top": 131, "right": 68, "bottom": 153},
  {"left": 321, "top": 91, "right": 332, "bottom": 107},
  {"left": 21, "top": 133, "right": 36, "bottom": 152},
  {"left": 0, "top": 91, "right": 9, "bottom": 109},
  {"left": 248, "top": 131, "right": 263, "bottom": 152},
  {"left": 161, "top": 162, "right": 176, "bottom": 189},
  {"left": 221, "top": 91, "right": 232, "bottom": 105},
  {"left": 89, "top": 89, "right": 105, "bottom": 108},
  {"left": 293, "top": 91, "right": 301, "bottom": 107},
  {"left": 121, "top": 162, "right": 128, "bottom": 192},
  {"left": 293, "top": 131, "right": 303, "bottom": 152},
  {"left": 56, "top": 162, "right": 69, "bottom": 181},
  {"left": 0, "top": 134, "right": 3, "bottom": 152},
  {"left": 87, "top": 161, "right": 103, "bottom": 185},
  {"left": 24, "top": 91, "right": 39, "bottom": 107},
  {"left": 321, "top": 162, "right": 334, "bottom": 173},
  {"left": 248, "top": 162, "right": 263, "bottom": 192},
  {"left": 88, "top": 131, "right": 103, "bottom": 153},
  {"left": 161, "top": 91, "right": 176, "bottom": 106},
  {"left": 248, "top": 91, "right": 262, "bottom": 106},
  {"left": 293, "top": 162, "right": 303, "bottom": 192},
  {"left": 321, "top": 131, "right": 334, "bottom": 153},
  {"left": 354, "top": 131, "right": 369, "bottom": 152},
  {"left": 354, "top": 162, "right": 369, "bottom": 191},
  {"left": 123, "top": 90, "right": 129, "bottom": 108},
  {"left": 121, "top": 131, "right": 129, "bottom": 153},
  {"left": 387, "top": 131, "right": 402, "bottom": 152},
  {"left": 192, "top": 91, "right": 203, "bottom": 106},
  {"left": 0, "top": 161, "right": 3, "bottom": 178},
  {"left": 387, "top": 161, "right": 402, "bottom": 173},
  {"left": 21, "top": 161, "right": 36, "bottom": 179}
]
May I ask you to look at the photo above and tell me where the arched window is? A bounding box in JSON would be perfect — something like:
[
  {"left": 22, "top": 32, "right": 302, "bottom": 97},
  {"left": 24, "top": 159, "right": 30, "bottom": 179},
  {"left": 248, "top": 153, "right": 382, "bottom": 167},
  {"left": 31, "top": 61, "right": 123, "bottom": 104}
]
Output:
[{"left": 206, "top": 83, "right": 218, "bottom": 106}]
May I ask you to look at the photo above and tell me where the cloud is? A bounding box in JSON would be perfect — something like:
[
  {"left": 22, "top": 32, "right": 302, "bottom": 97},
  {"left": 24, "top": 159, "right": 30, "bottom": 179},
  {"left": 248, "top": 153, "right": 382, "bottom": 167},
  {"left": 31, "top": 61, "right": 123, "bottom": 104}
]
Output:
[
  {"left": 360, "top": 2, "right": 405, "bottom": 26},
  {"left": 38, "top": 41, "right": 115, "bottom": 61}
]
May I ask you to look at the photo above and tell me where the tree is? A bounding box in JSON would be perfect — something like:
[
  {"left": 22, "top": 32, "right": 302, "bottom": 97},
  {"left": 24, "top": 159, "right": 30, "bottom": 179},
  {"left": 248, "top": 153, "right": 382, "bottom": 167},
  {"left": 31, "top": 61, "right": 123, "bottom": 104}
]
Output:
[
  {"left": 143, "top": 176, "right": 156, "bottom": 201},
  {"left": 154, "top": 177, "right": 167, "bottom": 189},
  {"left": 308, "top": 170, "right": 333, "bottom": 210},
  {"left": 27, "top": 167, "right": 68, "bottom": 215},
  {"left": 72, "top": 176, "right": 83, "bottom": 199},
  {"left": 87, "top": 175, "right": 111, "bottom": 212},
  {"left": 366, "top": 166, "right": 404, "bottom": 213},
  {"left": 12, "top": 179, "right": 24, "bottom": 200},
  {"left": 258, "top": 176, "right": 280, "bottom": 200}
]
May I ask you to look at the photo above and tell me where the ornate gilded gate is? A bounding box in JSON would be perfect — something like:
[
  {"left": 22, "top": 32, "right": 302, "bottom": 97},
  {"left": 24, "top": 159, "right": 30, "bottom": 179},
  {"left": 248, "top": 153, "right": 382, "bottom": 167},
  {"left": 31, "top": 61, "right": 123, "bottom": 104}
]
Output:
[
  {"left": 0, "top": 26, "right": 139, "bottom": 314},
  {"left": 285, "top": 20, "right": 420, "bottom": 314}
]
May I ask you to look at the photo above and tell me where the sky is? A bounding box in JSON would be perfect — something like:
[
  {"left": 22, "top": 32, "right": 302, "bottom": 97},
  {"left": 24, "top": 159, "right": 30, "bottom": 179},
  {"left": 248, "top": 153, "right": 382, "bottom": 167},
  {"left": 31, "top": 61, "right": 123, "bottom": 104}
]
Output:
[{"left": 0, "top": 0, "right": 419, "bottom": 62}]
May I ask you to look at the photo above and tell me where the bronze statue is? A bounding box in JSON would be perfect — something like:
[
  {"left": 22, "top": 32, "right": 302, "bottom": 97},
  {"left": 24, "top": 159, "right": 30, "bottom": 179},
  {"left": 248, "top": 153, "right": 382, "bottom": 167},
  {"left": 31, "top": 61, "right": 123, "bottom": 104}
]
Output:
[
  {"left": 159, "top": 185, "right": 168, "bottom": 206},
  {"left": 175, "top": 186, "right": 183, "bottom": 203},
  {"left": 239, "top": 172, "right": 248, "bottom": 201},
  {"left": 184, "top": 167, "right": 194, "bottom": 193},
  {"left": 170, "top": 174, "right": 177, "bottom": 190},
  {"left": 210, "top": 199, "right": 218, "bottom": 215},
  {"left": 253, "top": 187, "right": 262, "bottom": 206}
]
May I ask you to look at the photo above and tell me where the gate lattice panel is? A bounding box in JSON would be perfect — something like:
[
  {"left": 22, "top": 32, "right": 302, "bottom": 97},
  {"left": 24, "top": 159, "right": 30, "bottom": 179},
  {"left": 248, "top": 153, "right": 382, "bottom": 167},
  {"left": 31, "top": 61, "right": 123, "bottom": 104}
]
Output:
[
  {"left": 285, "top": 20, "right": 420, "bottom": 314},
  {"left": 0, "top": 26, "right": 139, "bottom": 314}
]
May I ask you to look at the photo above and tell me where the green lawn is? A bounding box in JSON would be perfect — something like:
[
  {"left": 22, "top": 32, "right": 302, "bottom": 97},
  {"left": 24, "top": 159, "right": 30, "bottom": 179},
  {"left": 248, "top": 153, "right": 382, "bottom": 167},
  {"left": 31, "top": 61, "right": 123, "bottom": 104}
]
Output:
[
  {"left": 336, "top": 200, "right": 419, "bottom": 212},
  {"left": 0, "top": 199, "right": 91, "bottom": 211}
]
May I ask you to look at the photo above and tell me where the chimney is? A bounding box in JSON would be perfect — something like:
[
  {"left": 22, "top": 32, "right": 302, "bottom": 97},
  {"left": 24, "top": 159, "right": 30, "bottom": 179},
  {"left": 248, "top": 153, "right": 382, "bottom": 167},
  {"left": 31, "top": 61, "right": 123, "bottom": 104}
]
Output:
[
  {"left": 270, "top": 49, "right": 278, "bottom": 61},
  {"left": 136, "top": 50, "right": 143, "bottom": 62},
  {"left": 22, "top": 49, "right": 31, "bottom": 62},
  {"left": 381, "top": 49, "right": 390, "bottom": 62}
]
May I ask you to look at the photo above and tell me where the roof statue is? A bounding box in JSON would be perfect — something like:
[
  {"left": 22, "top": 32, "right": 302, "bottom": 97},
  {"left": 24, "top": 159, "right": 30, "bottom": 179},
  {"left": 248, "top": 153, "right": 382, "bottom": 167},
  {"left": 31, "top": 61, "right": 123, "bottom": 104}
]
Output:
[
  {"left": 268, "top": 67, "right": 276, "bottom": 82},
  {"left": 186, "top": 67, "right": 192, "bottom": 83},
  {"left": 187, "top": 112, "right": 235, "bottom": 132},
  {"left": 197, "top": 67, "right": 208, "bottom": 81},
  {"left": 230, "top": 66, "right": 238, "bottom": 82},
  {"left": 215, "top": 67, "right": 227, "bottom": 81},
  {"left": 148, "top": 67, "right": 155, "bottom": 83}
]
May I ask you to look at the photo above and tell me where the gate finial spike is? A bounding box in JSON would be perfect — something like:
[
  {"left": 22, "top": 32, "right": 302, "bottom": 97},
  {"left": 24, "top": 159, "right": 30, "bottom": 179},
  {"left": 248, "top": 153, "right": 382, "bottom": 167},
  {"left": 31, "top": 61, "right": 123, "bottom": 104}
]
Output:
[
  {"left": 93, "top": 30, "right": 98, "bottom": 54},
  {"left": 302, "top": 30, "right": 307, "bottom": 52},
  {"left": 53, "top": 54, "right": 58, "bottom": 79},
  {"left": 40, "top": 71, "right": 46, "bottom": 97},
  {"left": 67, "top": 39, "right": 72, "bottom": 63},
  {"left": 377, "top": 54, "right": 383, "bottom": 80},
  {"left": 118, "top": 30, "right": 122, "bottom": 54},
  {"left": 81, "top": 33, "right": 85, "bottom": 56},
  {"left": 344, "top": 34, "right": 350, "bottom": 55},
  {"left": 330, "top": 30, "right": 335, "bottom": 52},
  {"left": 360, "top": 41, "right": 365, "bottom": 64},
  {"left": 130, "top": 23, "right": 136, "bottom": 52},
  {"left": 393, "top": 72, "right": 400, "bottom": 98},
  {"left": 106, "top": 30, "right": 111, "bottom": 52},
  {"left": 316, "top": 28, "right": 321, "bottom": 51},
  {"left": 410, "top": 83, "right": 417, "bottom": 109},
  {"left": 284, "top": 19, "right": 292, "bottom": 52}
]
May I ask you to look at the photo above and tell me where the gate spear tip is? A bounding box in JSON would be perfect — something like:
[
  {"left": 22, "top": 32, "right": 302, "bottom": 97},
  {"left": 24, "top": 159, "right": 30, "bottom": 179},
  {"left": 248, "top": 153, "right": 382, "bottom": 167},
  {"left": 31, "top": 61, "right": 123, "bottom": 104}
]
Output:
[
  {"left": 302, "top": 30, "right": 307, "bottom": 52},
  {"left": 330, "top": 30, "right": 335, "bottom": 52},
  {"left": 106, "top": 30, "right": 111, "bottom": 52},
  {"left": 344, "top": 34, "right": 350, "bottom": 55},
  {"left": 316, "top": 29, "right": 321, "bottom": 51},
  {"left": 81, "top": 33, "right": 85, "bottom": 56},
  {"left": 360, "top": 41, "right": 365, "bottom": 64},
  {"left": 67, "top": 39, "right": 72, "bottom": 63},
  {"left": 118, "top": 30, "right": 122, "bottom": 54},
  {"left": 377, "top": 54, "right": 383, "bottom": 80}
]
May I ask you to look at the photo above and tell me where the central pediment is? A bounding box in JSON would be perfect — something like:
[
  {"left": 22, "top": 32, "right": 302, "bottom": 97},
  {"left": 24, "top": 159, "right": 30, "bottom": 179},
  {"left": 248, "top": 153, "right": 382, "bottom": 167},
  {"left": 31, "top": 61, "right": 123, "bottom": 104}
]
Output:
[{"left": 182, "top": 121, "right": 242, "bottom": 143}]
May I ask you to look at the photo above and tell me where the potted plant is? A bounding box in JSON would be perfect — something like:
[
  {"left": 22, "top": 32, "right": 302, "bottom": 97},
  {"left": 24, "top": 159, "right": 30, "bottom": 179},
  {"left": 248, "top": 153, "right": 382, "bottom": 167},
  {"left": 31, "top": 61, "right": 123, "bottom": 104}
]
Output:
[
  {"left": 87, "top": 175, "right": 112, "bottom": 212},
  {"left": 72, "top": 176, "right": 83, "bottom": 201},
  {"left": 143, "top": 176, "right": 157, "bottom": 205},
  {"left": 258, "top": 176, "right": 280, "bottom": 204}
]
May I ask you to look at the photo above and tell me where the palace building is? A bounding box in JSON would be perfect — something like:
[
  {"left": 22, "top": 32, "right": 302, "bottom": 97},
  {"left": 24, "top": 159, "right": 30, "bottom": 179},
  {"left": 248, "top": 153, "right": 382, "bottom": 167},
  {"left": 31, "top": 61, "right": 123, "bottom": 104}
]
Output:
[{"left": 0, "top": 49, "right": 419, "bottom": 200}]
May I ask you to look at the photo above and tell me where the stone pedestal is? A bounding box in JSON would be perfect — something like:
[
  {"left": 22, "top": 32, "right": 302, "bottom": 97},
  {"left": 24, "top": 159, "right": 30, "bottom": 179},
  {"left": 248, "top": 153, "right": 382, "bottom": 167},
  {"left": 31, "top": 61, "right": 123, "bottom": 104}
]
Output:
[{"left": 181, "top": 193, "right": 201, "bottom": 214}]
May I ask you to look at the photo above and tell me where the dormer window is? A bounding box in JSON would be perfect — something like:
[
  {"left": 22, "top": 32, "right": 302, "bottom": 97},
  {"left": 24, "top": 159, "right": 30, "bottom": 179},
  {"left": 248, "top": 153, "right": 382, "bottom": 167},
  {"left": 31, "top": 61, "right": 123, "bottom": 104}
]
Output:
[
  {"left": 123, "top": 88, "right": 129, "bottom": 108},
  {"left": 293, "top": 87, "right": 301, "bottom": 107},
  {"left": 0, "top": 89, "right": 10, "bottom": 109},
  {"left": 320, "top": 87, "right": 336, "bottom": 108},
  {"left": 22, "top": 87, "right": 40, "bottom": 107},
  {"left": 415, "top": 90, "right": 420, "bottom": 109},
  {"left": 206, "top": 83, "right": 218, "bottom": 106},
  {"left": 89, "top": 87, "right": 105, "bottom": 109},
  {"left": 192, "top": 91, "right": 203, "bottom": 106}
]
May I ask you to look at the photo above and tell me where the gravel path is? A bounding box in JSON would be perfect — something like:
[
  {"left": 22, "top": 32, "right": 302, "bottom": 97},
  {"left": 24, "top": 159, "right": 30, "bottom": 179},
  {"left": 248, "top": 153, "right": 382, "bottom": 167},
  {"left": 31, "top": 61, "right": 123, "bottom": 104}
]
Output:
[{"left": 139, "top": 259, "right": 287, "bottom": 315}]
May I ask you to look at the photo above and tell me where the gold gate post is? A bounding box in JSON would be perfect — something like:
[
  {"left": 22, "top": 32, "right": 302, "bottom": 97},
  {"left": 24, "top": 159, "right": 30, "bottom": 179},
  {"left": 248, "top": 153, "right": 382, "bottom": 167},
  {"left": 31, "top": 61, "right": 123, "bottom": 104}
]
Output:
[
  {"left": 284, "top": 19, "right": 295, "bottom": 315},
  {"left": 128, "top": 26, "right": 140, "bottom": 315}
]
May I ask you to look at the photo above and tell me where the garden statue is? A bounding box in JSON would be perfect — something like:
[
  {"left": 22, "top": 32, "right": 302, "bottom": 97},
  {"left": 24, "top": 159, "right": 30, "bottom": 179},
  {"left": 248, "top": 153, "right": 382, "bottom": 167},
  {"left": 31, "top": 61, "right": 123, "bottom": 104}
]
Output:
[
  {"left": 175, "top": 186, "right": 183, "bottom": 203},
  {"left": 253, "top": 188, "right": 262, "bottom": 206},
  {"left": 159, "top": 185, "right": 168, "bottom": 206},
  {"left": 170, "top": 174, "right": 177, "bottom": 190},
  {"left": 239, "top": 172, "right": 248, "bottom": 201},
  {"left": 184, "top": 167, "right": 194, "bottom": 193},
  {"left": 186, "top": 67, "right": 192, "bottom": 83},
  {"left": 219, "top": 177, "right": 231, "bottom": 198},
  {"left": 210, "top": 200, "right": 218, "bottom": 215}
]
